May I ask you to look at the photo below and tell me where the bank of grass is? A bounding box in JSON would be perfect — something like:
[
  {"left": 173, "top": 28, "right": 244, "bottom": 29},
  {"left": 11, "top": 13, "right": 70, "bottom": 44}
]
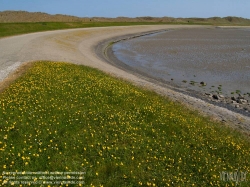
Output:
[
  {"left": 0, "top": 22, "right": 211, "bottom": 38},
  {"left": 0, "top": 61, "right": 249, "bottom": 186}
]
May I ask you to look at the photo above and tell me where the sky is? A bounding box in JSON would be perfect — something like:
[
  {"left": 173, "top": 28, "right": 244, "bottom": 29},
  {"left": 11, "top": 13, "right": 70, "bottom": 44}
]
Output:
[{"left": 1, "top": 0, "right": 250, "bottom": 19}]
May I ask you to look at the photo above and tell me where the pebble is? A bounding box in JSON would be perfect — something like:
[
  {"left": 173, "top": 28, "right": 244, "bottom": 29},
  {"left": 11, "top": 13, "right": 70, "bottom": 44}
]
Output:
[
  {"left": 200, "top": 81, "right": 206, "bottom": 86},
  {"left": 205, "top": 92, "right": 211, "bottom": 96},
  {"left": 238, "top": 95, "right": 245, "bottom": 100},
  {"left": 203, "top": 90, "right": 250, "bottom": 115},
  {"left": 237, "top": 99, "right": 248, "bottom": 104},
  {"left": 235, "top": 104, "right": 240, "bottom": 108},
  {"left": 213, "top": 95, "right": 219, "bottom": 100},
  {"left": 219, "top": 94, "right": 224, "bottom": 98}
]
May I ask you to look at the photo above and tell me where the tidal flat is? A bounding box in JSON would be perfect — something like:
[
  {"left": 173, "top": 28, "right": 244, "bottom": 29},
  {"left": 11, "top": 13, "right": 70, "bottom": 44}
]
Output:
[{"left": 113, "top": 27, "right": 250, "bottom": 96}]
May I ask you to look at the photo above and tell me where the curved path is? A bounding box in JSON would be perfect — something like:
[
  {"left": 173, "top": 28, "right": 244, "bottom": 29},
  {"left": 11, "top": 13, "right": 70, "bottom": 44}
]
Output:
[{"left": 0, "top": 25, "right": 250, "bottom": 134}]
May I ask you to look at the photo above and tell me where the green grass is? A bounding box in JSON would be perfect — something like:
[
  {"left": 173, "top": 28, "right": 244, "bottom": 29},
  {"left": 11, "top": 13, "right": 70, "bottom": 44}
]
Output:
[
  {"left": 0, "top": 61, "right": 249, "bottom": 186},
  {"left": 1, "top": 17, "right": 250, "bottom": 39},
  {"left": 0, "top": 22, "right": 202, "bottom": 38}
]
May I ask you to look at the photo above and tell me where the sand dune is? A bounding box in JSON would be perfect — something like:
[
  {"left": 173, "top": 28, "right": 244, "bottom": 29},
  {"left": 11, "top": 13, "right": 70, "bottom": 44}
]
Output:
[{"left": 1, "top": 11, "right": 250, "bottom": 25}]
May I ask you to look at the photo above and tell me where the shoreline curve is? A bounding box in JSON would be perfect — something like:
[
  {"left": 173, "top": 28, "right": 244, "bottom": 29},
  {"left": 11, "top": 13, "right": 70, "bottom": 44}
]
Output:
[
  {"left": 0, "top": 25, "right": 250, "bottom": 135},
  {"left": 94, "top": 26, "right": 250, "bottom": 135}
]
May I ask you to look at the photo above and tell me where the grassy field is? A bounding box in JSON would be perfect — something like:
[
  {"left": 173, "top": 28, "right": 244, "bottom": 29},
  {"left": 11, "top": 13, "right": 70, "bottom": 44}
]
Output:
[
  {"left": 0, "top": 22, "right": 211, "bottom": 38},
  {"left": 0, "top": 61, "right": 249, "bottom": 186},
  {"left": 2, "top": 20, "right": 249, "bottom": 39}
]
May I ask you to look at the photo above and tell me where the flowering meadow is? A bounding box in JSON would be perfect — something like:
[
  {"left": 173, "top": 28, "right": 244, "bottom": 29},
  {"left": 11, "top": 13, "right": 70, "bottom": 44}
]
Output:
[{"left": 0, "top": 61, "right": 249, "bottom": 186}]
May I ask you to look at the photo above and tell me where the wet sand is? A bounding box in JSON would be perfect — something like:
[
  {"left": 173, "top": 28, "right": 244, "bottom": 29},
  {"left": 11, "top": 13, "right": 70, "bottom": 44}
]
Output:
[
  {"left": 98, "top": 26, "right": 250, "bottom": 135},
  {"left": 104, "top": 27, "right": 250, "bottom": 119},
  {"left": 112, "top": 27, "right": 250, "bottom": 96}
]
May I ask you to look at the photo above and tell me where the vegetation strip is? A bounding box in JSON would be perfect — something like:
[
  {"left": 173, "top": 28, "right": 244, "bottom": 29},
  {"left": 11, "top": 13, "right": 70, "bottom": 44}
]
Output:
[
  {"left": 0, "top": 22, "right": 189, "bottom": 38},
  {"left": 0, "top": 61, "right": 249, "bottom": 186}
]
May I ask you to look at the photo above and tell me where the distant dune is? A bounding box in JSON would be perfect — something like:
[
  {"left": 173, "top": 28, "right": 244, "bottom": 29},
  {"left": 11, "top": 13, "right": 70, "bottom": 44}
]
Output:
[{"left": 1, "top": 11, "right": 250, "bottom": 25}]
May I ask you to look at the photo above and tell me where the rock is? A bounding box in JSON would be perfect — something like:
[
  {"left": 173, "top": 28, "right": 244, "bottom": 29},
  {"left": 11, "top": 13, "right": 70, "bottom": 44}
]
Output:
[
  {"left": 200, "top": 81, "right": 206, "bottom": 86},
  {"left": 231, "top": 96, "right": 236, "bottom": 101},
  {"left": 238, "top": 94, "right": 245, "bottom": 100},
  {"left": 213, "top": 95, "right": 219, "bottom": 100},
  {"left": 205, "top": 92, "right": 211, "bottom": 96},
  {"left": 237, "top": 99, "right": 248, "bottom": 104},
  {"left": 231, "top": 100, "right": 237, "bottom": 104},
  {"left": 235, "top": 104, "right": 240, "bottom": 108},
  {"left": 243, "top": 99, "right": 248, "bottom": 103},
  {"left": 219, "top": 94, "right": 224, "bottom": 98}
]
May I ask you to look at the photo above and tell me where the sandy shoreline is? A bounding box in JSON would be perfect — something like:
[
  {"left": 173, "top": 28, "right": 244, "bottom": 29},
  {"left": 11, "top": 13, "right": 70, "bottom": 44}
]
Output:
[
  {"left": 100, "top": 28, "right": 250, "bottom": 116},
  {"left": 95, "top": 28, "right": 250, "bottom": 135},
  {"left": 0, "top": 25, "right": 250, "bottom": 135},
  {"left": 110, "top": 28, "right": 250, "bottom": 96}
]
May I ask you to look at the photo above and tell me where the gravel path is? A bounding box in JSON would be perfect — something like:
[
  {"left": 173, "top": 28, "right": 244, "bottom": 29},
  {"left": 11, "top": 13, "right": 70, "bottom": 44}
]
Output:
[{"left": 0, "top": 25, "right": 250, "bottom": 135}]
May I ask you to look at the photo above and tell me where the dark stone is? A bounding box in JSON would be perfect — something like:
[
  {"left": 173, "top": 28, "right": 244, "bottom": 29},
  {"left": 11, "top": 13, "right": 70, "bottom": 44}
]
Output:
[
  {"left": 200, "top": 81, "right": 206, "bottom": 86},
  {"left": 205, "top": 92, "right": 212, "bottom": 96},
  {"left": 213, "top": 95, "right": 219, "bottom": 100}
]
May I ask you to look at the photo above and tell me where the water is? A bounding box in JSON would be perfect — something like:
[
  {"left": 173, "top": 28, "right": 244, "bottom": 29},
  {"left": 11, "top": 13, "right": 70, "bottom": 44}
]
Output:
[{"left": 112, "top": 28, "right": 250, "bottom": 96}]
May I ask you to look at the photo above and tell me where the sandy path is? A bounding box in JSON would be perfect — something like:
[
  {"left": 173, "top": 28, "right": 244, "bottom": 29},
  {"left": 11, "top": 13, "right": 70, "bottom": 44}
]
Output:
[{"left": 0, "top": 25, "right": 250, "bottom": 135}]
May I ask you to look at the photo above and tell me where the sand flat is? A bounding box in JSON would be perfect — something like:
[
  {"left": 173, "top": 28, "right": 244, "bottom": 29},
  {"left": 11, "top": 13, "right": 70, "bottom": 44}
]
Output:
[{"left": 112, "top": 27, "right": 250, "bottom": 95}]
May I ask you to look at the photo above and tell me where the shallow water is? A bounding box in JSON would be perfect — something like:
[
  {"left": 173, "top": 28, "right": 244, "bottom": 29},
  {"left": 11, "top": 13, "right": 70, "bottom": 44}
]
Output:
[{"left": 113, "top": 28, "right": 250, "bottom": 96}]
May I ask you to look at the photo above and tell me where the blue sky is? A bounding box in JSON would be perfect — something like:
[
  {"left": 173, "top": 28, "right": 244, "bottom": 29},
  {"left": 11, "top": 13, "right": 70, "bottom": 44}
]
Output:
[{"left": 1, "top": 0, "right": 250, "bottom": 19}]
